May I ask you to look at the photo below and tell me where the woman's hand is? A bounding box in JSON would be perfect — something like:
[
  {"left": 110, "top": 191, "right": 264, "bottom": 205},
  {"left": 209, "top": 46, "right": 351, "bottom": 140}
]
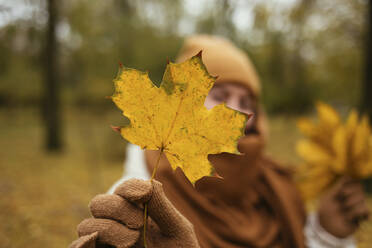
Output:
[
  {"left": 317, "top": 177, "right": 370, "bottom": 238},
  {"left": 69, "top": 179, "right": 200, "bottom": 248}
]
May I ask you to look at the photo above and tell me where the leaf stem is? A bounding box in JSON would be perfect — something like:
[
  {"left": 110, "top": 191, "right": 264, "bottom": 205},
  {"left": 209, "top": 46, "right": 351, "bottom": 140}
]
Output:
[
  {"left": 151, "top": 148, "right": 163, "bottom": 180},
  {"left": 143, "top": 148, "right": 163, "bottom": 248}
]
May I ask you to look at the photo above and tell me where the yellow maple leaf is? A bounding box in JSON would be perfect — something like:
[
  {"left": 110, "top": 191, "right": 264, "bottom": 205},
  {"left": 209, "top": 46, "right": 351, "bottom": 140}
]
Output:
[
  {"left": 296, "top": 102, "right": 372, "bottom": 201},
  {"left": 111, "top": 53, "right": 247, "bottom": 184}
]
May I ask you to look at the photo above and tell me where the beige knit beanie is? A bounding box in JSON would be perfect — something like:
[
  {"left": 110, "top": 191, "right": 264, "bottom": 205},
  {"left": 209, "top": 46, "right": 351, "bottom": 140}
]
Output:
[{"left": 176, "top": 35, "right": 261, "bottom": 97}]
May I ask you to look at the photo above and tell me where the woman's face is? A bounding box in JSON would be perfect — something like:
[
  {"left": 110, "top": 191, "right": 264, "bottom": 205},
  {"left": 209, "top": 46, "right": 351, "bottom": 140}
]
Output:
[{"left": 204, "top": 83, "right": 256, "bottom": 134}]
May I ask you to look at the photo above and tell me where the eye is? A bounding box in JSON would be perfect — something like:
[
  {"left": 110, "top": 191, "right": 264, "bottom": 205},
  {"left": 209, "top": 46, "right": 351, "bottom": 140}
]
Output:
[
  {"left": 211, "top": 89, "right": 228, "bottom": 103},
  {"left": 240, "top": 96, "right": 253, "bottom": 111}
]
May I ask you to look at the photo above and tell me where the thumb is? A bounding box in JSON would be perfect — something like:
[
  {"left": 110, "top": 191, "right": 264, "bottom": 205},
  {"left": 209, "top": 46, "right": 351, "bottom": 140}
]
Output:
[
  {"left": 147, "top": 180, "right": 193, "bottom": 237},
  {"left": 114, "top": 178, "right": 153, "bottom": 204}
]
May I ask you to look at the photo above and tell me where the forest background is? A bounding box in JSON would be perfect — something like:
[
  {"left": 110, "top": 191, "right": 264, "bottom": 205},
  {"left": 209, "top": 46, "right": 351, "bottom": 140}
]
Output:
[{"left": 1, "top": 0, "right": 372, "bottom": 247}]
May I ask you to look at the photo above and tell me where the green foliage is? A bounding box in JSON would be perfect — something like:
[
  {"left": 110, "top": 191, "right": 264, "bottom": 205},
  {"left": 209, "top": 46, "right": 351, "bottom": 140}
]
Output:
[{"left": 0, "top": 0, "right": 368, "bottom": 113}]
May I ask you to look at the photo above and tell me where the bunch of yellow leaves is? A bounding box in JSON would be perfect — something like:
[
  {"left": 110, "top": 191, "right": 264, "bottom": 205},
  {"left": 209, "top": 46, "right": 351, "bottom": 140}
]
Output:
[{"left": 296, "top": 102, "right": 372, "bottom": 200}]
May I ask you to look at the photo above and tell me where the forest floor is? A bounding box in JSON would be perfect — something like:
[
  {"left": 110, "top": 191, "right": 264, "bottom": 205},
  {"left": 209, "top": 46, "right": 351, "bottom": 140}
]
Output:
[{"left": 0, "top": 108, "right": 371, "bottom": 247}]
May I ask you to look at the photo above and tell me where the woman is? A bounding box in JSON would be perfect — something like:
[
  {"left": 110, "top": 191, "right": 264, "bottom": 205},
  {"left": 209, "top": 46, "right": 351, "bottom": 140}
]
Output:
[{"left": 70, "top": 35, "right": 369, "bottom": 248}]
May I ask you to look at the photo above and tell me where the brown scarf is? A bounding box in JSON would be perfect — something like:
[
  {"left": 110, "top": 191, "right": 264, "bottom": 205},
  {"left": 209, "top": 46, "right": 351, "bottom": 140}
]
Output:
[{"left": 144, "top": 135, "right": 306, "bottom": 248}]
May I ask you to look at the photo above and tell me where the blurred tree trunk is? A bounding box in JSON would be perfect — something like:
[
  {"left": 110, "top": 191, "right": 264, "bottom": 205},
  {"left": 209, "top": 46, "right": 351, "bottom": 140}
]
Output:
[
  {"left": 43, "top": 0, "right": 62, "bottom": 151},
  {"left": 288, "top": 0, "right": 315, "bottom": 113},
  {"left": 361, "top": 0, "right": 372, "bottom": 120}
]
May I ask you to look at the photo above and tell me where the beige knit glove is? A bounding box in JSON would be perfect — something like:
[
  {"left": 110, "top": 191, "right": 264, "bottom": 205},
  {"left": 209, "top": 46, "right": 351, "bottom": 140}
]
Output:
[{"left": 69, "top": 179, "right": 200, "bottom": 248}]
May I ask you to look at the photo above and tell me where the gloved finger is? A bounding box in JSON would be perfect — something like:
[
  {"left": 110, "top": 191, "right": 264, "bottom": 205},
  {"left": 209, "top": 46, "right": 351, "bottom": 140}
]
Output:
[
  {"left": 77, "top": 218, "right": 139, "bottom": 248},
  {"left": 345, "top": 204, "right": 370, "bottom": 225},
  {"left": 69, "top": 232, "right": 98, "bottom": 248},
  {"left": 339, "top": 182, "right": 364, "bottom": 200},
  {"left": 114, "top": 179, "right": 153, "bottom": 204},
  {"left": 147, "top": 180, "right": 194, "bottom": 237},
  {"left": 90, "top": 194, "right": 143, "bottom": 229},
  {"left": 341, "top": 193, "right": 365, "bottom": 211},
  {"left": 333, "top": 177, "right": 354, "bottom": 200}
]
